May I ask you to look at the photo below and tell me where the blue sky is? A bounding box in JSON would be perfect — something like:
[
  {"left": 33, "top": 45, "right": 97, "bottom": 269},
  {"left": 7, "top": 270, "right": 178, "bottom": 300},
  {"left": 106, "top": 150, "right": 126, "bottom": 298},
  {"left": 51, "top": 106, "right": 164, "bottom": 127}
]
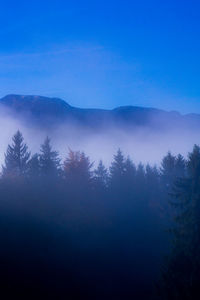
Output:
[{"left": 0, "top": 0, "right": 200, "bottom": 113}]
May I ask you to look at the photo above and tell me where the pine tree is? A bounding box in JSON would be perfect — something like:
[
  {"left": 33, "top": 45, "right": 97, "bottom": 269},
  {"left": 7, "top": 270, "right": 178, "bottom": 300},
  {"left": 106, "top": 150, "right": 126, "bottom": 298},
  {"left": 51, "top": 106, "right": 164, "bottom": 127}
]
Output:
[
  {"left": 63, "top": 149, "right": 93, "bottom": 188},
  {"left": 109, "top": 149, "right": 131, "bottom": 213},
  {"left": 136, "top": 162, "right": 145, "bottom": 182},
  {"left": 2, "top": 130, "right": 30, "bottom": 178},
  {"left": 159, "top": 145, "right": 200, "bottom": 299},
  {"left": 187, "top": 144, "right": 200, "bottom": 180},
  {"left": 28, "top": 153, "right": 40, "bottom": 178},
  {"left": 160, "top": 151, "right": 177, "bottom": 189},
  {"left": 145, "top": 164, "right": 160, "bottom": 188},
  {"left": 39, "top": 137, "right": 60, "bottom": 177},
  {"left": 134, "top": 162, "right": 146, "bottom": 206},
  {"left": 109, "top": 149, "right": 126, "bottom": 187},
  {"left": 145, "top": 164, "right": 161, "bottom": 210},
  {"left": 94, "top": 160, "right": 108, "bottom": 188},
  {"left": 124, "top": 157, "right": 136, "bottom": 182},
  {"left": 122, "top": 156, "right": 136, "bottom": 196},
  {"left": 175, "top": 154, "right": 186, "bottom": 178}
]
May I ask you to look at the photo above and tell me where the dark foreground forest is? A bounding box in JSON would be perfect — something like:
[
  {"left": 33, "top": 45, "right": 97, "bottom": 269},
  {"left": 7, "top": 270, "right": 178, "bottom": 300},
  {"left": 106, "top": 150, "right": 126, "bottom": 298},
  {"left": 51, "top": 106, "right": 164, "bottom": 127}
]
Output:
[{"left": 0, "top": 130, "right": 199, "bottom": 299}]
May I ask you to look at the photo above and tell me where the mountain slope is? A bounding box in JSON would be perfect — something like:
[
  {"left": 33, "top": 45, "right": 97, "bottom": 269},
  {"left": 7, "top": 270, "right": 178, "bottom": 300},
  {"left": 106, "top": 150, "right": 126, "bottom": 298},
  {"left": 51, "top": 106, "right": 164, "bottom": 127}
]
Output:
[{"left": 0, "top": 94, "right": 199, "bottom": 131}]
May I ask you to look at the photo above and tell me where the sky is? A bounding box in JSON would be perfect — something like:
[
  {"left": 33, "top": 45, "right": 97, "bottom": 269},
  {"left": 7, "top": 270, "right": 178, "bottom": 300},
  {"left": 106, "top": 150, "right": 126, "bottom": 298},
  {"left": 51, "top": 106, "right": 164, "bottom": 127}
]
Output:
[{"left": 0, "top": 0, "right": 200, "bottom": 113}]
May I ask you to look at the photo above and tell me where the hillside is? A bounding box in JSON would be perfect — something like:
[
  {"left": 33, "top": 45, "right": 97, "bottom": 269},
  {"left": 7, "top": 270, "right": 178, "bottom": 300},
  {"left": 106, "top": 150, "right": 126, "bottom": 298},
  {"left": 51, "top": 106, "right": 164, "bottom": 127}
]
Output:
[{"left": 0, "top": 94, "right": 199, "bottom": 132}]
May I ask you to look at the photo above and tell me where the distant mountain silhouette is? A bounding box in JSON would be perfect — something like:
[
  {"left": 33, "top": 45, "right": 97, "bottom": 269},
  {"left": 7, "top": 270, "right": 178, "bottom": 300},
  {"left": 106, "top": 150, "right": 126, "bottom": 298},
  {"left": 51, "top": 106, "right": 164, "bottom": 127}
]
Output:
[{"left": 0, "top": 94, "right": 199, "bottom": 131}]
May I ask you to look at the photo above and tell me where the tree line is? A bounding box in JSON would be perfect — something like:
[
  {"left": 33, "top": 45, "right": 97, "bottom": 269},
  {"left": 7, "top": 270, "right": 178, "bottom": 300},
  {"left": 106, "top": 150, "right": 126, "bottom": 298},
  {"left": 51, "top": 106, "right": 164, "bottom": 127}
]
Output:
[
  {"left": 0, "top": 130, "right": 199, "bottom": 299},
  {"left": 0, "top": 130, "right": 185, "bottom": 192}
]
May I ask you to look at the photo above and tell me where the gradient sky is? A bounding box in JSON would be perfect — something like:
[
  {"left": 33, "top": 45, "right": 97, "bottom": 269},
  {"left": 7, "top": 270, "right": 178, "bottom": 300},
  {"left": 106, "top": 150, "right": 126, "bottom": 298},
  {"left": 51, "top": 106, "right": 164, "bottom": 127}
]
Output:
[{"left": 0, "top": 0, "right": 200, "bottom": 113}]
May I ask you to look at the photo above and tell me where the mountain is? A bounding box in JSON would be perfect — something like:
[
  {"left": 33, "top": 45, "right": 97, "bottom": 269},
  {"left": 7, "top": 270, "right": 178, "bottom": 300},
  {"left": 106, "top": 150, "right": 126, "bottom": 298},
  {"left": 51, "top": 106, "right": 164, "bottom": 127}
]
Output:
[{"left": 0, "top": 94, "right": 199, "bottom": 132}]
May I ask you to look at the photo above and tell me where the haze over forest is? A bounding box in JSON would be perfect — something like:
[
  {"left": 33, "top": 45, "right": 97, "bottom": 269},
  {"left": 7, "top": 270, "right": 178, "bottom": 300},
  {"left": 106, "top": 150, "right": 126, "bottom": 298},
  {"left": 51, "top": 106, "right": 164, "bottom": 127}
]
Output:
[
  {"left": 1, "top": 1, "right": 200, "bottom": 298},
  {"left": 0, "top": 94, "right": 200, "bottom": 167}
]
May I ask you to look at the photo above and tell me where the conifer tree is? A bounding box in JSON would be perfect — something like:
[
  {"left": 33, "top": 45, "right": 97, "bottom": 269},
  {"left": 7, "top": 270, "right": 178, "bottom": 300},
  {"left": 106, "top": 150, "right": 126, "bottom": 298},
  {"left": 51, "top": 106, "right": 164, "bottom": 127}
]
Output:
[
  {"left": 123, "top": 157, "right": 136, "bottom": 196},
  {"left": 39, "top": 137, "right": 60, "bottom": 177},
  {"left": 160, "top": 145, "right": 200, "bottom": 299},
  {"left": 2, "top": 130, "right": 30, "bottom": 178},
  {"left": 63, "top": 149, "right": 93, "bottom": 188},
  {"left": 28, "top": 154, "right": 40, "bottom": 178},
  {"left": 145, "top": 164, "right": 161, "bottom": 210},
  {"left": 124, "top": 157, "right": 136, "bottom": 182},
  {"left": 160, "top": 151, "right": 177, "bottom": 189},
  {"left": 134, "top": 162, "right": 146, "bottom": 205},
  {"left": 109, "top": 149, "right": 130, "bottom": 210},
  {"left": 109, "top": 149, "right": 126, "bottom": 186},
  {"left": 175, "top": 154, "right": 186, "bottom": 178},
  {"left": 145, "top": 164, "right": 159, "bottom": 187},
  {"left": 94, "top": 160, "right": 108, "bottom": 188},
  {"left": 136, "top": 162, "right": 145, "bottom": 182}
]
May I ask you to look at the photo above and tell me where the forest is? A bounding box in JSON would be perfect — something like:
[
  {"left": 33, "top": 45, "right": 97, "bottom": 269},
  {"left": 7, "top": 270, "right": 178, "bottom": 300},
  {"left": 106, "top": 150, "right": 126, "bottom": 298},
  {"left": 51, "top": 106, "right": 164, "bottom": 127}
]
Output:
[{"left": 0, "top": 130, "right": 199, "bottom": 299}]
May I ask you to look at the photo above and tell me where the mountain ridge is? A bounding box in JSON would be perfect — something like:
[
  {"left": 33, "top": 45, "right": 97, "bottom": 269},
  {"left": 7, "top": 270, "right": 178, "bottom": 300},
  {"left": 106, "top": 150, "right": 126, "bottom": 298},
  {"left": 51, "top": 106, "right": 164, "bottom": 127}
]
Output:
[
  {"left": 0, "top": 94, "right": 180, "bottom": 114},
  {"left": 0, "top": 94, "right": 199, "bottom": 132}
]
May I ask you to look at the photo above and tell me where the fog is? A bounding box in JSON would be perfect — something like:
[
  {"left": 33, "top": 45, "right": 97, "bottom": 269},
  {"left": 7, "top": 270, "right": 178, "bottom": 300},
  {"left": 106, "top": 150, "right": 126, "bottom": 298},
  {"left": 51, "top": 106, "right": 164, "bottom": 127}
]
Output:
[
  {"left": 0, "top": 106, "right": 199, "bottom": 299},
  {"left": 0, "top": 107, "right": 200, "bottom": 167}
]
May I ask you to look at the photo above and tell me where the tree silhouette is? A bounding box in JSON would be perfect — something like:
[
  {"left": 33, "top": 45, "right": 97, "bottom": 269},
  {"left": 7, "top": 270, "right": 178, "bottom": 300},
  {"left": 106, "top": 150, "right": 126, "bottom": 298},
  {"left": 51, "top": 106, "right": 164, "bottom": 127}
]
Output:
[
  {"left": 160, "top": 151, "right": 177, "bottom": 190},
  {"left": 28, "top": 153, "right": 40, "bottom": 179},
  {"left": 94, "top": 160, "right": 108, "bottom": 189},
  {"left": 39, "top": 137, "right": 60, "bottom": 177},
  {"left": 63, "top": 149, "right": 93, "bottom": 189},
  {"left": 159, "top": 145, "right": 200, "bottom": 299},
  {"left": 109, "top": 149, "right": 126, "bottom": 188},
  {"left": 1, "top": 130, "right": 199, "bottom": 299},
  {"left": 2, "top": 130, "right": 30, "bottom": 178}
]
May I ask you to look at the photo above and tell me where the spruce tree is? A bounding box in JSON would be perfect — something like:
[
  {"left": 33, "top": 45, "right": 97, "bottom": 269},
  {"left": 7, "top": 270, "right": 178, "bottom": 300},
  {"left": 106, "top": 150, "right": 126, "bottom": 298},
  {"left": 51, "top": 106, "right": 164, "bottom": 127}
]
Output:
[
  {"left": 124, "top": 157, "right": 136, "bottom": 183},
  {"left": 63, "top": 149, "right": 93, "bottom": 188},
  {"left": 28, "top": 154, "right": 40, "bottom": 178},
  {"left": 109, "top": 149, "right": 129, "bottom": 212},
  {"left": 145, "top": 164, "right": 161, "bottom": 212},
  {"left": 39, "top": 137, "right": 60, "bottom": 177},
  {"left": 94, "top": 160, "right": 108, "bottom": 189},
  {"left": 136, "top": 162, "right": 145, "bottom": 184},
  {"left": 145, "top": 164, "right": 160, "bottom": 189},
  {"left": 123, "top": 157, "right": 136, "bottom": 196},
  {"left": 175, "top": 154, "right": 186, "bottom": 178},
  {"left": 134, "top": 162, "right": 146, "bottom": 206},
  {"left": 160, "top": 145, "right": 200, "bottom": 299},
  {"left": 160, "top": 151, "right": 177, "bottom": 189},
  {"left": 109, "top": 149, "right": 126, "bottom": 187},
  {"left": 2, "top": 130, "right": 30, "bottom": 178}
]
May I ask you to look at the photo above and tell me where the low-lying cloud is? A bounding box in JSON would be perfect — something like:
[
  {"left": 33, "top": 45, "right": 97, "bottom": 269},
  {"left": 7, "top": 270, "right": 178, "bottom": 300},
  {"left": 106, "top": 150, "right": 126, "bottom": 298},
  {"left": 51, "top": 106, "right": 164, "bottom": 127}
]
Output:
[{"left": 0, "top": 106, "right": 200, "bottom": 170}]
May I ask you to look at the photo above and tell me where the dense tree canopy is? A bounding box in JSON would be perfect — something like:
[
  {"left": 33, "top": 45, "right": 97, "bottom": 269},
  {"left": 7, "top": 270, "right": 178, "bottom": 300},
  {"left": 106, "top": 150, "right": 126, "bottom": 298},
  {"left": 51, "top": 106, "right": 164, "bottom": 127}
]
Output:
[{"left": 0, "top": 131, "right": 199, "bottom": 299}]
